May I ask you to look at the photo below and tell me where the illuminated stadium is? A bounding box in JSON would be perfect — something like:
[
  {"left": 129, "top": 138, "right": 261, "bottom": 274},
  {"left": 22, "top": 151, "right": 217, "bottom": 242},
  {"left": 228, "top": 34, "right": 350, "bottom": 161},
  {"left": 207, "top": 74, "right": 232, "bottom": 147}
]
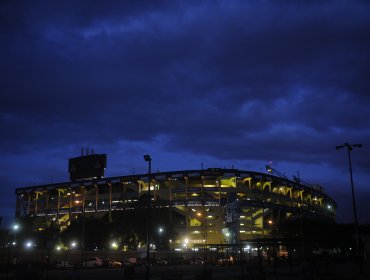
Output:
[{"left": 14, "top": 153, "right": 336, "bottom": 248}]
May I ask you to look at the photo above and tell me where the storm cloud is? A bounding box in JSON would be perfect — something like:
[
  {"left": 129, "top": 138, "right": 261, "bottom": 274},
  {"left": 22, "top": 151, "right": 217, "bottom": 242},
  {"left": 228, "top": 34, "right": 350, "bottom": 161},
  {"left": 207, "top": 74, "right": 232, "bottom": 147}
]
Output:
[{"left": 1, "top": 0, "right": 369, "bottom": 224}]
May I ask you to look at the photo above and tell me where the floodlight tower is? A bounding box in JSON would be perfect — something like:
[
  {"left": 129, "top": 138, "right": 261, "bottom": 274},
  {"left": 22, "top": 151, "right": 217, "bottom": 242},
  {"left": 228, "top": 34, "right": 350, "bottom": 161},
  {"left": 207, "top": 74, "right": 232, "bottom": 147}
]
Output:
[
  {"left": 336, "top": 143, "right": 362, "bottom": 254},
  {"left": 143, "top": 155, "right": 152, "bottom": 280}
]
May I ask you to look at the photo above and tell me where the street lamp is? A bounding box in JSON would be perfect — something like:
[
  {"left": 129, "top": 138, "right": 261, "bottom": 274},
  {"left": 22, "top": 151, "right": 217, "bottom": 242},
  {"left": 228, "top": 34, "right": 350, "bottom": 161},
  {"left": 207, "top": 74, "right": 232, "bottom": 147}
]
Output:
[
  {"left": 158, "top": 227, "right": 163, "bottom": 251},
  {"left": 25, "top": 241, "right": 34, "bottom": 249},
  {"left": 111, "top": 241, "right": 118, "bottom": 250},
  {"left": 6, "top": 224, "right": 19, "bottom": 279},
  {"left": 143, "top": 154, "right": 152, "bottom": 280},
  {"left": 336, "top": 143, "right": 362, "bottom": 256},
  {"left": 65, "top": 241, "right": 77, "bottom": 269},
  {"left": 268, "top": 220, "right": 278, "bottom": 275},
  {"left": 12, "top": 223, "right": 19, "bottom": 247},
  {"left": 184, "top": 238, "right": 189, "bottom": 251}
]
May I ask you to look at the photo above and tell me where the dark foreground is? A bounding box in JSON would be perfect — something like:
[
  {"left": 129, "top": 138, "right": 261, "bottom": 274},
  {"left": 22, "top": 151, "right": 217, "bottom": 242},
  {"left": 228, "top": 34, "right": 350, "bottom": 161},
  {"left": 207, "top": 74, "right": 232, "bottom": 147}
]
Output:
[{"left": 2, "top": 260, "right": 369, "bottom": 280}]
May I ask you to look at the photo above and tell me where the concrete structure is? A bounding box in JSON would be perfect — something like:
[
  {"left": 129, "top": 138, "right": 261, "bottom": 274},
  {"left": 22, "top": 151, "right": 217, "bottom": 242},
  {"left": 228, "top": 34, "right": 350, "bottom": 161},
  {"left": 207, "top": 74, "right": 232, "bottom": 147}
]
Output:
[{"left": 15, "top": 166, "right": 336, "bottom": 248}]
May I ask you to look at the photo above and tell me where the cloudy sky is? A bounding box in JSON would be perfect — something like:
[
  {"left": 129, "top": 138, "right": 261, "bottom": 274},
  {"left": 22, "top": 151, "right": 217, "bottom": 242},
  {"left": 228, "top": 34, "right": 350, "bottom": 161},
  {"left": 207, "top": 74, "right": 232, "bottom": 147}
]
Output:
[{"left": 1, "top": 0, "right": 369, "bottom": 226}]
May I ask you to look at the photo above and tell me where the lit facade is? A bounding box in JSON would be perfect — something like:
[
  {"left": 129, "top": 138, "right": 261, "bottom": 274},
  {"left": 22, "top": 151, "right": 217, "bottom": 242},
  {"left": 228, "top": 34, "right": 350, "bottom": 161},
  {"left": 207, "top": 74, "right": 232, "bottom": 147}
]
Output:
[{"left": 15, "top": 168, "right": 336, "bottom": 247}]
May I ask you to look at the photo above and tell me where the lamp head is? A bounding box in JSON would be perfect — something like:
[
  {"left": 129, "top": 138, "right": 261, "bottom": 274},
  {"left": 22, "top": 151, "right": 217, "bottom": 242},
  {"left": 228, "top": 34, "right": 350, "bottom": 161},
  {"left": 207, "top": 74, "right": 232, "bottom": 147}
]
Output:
[
  {"left": 336, "top": 143, "right": 362, "bottom": 151},
  {"left": 265, "top": 165, "right": 273, "bottom": 173},
  {"left": 143, "top": 155, "right": 151, "bottom": 162}
]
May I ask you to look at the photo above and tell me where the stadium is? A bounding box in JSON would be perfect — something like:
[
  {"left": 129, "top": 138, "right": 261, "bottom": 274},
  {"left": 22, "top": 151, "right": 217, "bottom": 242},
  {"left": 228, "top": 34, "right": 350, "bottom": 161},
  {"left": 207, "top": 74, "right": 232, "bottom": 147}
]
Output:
[{"left": 14, "top": 153, "right": 336, "bottom": 249}]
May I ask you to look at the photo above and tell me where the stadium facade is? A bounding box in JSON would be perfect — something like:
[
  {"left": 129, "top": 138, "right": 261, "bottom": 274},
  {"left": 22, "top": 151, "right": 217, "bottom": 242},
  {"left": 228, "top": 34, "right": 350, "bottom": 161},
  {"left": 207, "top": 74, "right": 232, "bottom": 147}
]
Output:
[{"left": 15, "top": 154, "right": 336, "bottom": 248}]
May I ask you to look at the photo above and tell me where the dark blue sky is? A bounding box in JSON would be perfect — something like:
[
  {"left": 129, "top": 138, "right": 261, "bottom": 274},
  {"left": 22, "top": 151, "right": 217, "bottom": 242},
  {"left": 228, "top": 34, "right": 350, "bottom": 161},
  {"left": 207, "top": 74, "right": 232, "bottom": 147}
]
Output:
[{"left": 1, "top": 0, "right": 369, "bottom": 226}]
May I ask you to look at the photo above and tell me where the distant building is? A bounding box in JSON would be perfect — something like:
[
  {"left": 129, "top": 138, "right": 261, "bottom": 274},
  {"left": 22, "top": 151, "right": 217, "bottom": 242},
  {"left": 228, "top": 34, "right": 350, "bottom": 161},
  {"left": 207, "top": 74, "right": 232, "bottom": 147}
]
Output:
[{"left": 14, "top": 154, "right": 336, "bottom": 248}]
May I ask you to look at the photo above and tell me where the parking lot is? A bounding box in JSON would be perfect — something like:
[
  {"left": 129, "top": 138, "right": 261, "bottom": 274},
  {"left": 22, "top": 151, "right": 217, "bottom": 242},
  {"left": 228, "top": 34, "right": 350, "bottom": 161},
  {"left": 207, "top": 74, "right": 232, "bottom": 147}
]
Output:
[{"left": 4, "top": 259, "right": 370, "bottom": 280}]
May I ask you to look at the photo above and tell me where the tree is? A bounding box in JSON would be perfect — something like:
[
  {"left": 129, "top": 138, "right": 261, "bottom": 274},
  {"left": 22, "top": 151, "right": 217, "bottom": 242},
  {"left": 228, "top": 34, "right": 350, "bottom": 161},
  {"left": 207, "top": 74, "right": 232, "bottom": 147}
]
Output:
[{"left": 60, "top": 216, "right": 111, "bottom": 249}]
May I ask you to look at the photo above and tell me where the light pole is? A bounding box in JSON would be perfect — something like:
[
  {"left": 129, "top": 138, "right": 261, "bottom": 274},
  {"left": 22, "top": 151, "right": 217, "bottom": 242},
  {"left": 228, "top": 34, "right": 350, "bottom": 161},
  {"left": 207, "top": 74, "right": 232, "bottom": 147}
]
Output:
[
  {"left": 11, "top": 223, "right": 19, "bottom": 249},
  {"left": 6, "top": 224, "right": 19, "bottom": 279},
  {"left": 66, "top": 241, "right": 77, "bottom": 268},
  {"left": 143, "top": 154, "right": 152, "bottom": 280},
  {"left": 336, "top": 143, "right": 362, "bottom": 255},
  {"left": 268, "top": 220, "right": 277, "bottom": 274},
  {"left": 158, "top": 227, "right": 163, "bottom": 251}
]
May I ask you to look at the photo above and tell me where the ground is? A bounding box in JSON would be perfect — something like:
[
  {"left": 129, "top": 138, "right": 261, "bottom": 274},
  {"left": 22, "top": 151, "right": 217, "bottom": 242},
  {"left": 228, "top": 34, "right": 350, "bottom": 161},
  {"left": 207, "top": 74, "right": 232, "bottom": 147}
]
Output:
[{"left": 2, "top": 259, "right": 369, "bottom": 280}]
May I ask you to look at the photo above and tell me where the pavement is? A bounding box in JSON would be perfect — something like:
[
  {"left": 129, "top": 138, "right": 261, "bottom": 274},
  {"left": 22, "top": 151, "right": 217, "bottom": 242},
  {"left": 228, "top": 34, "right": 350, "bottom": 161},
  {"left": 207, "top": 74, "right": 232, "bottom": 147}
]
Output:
[{"left": 1, "top": 260, "right": 369, "bottom": 280}]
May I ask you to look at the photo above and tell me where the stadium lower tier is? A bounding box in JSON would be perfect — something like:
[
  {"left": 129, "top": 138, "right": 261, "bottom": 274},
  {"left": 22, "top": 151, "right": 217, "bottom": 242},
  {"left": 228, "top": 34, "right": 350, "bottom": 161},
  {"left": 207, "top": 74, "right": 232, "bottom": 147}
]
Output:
[{"left": 15, "top": 168, "right": 336, "bottom": 246}]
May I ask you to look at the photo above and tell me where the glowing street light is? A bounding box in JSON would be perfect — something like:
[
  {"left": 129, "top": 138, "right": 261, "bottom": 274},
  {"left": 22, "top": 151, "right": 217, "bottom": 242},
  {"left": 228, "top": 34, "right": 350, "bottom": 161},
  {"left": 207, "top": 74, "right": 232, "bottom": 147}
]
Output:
[
  {"left": 111, "top": 241, "right": 118, "bottom": 249},
  {"left": 183, "top": 238, "right": 189, "bottom": 251},
  {"left": 157, "top": 227, "right": 164, "bottom": 250},
  {"left": 6, "top": 224, "right": 21, "bottom": 278},
  {"left": 11, "top": 223, "right": 20, "bottom": 247}
]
